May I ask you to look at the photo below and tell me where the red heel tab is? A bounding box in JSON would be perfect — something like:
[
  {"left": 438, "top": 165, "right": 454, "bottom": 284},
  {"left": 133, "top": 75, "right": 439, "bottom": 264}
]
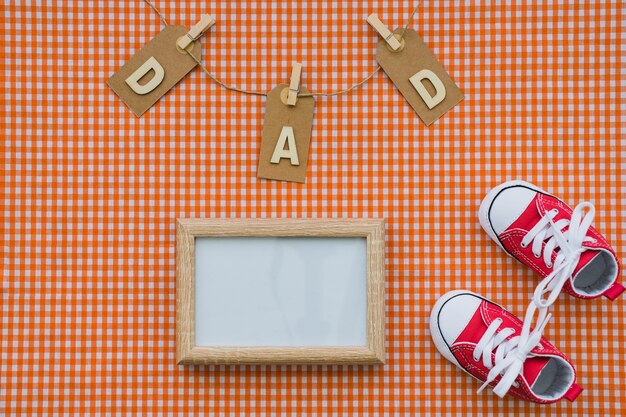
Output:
[
  {"left": 604, "top": 282, "right": 625, "bottom": 301},
  {"left": 564, "top": 383, "right": 584, "bottom": 402}
]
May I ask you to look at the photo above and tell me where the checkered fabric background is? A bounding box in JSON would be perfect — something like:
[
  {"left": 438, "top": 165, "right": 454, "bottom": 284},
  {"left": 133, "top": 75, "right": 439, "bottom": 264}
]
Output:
[{"left": 1, "top": 0, "right": 625, "bottom": 415}]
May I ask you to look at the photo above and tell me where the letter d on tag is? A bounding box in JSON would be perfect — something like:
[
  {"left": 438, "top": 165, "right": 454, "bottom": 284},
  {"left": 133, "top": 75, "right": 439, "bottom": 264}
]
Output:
[
  {"left": 409, "top": 69, "right": 446, "bottom": 109},
  {"left": 257, "top": 85, "right": 315, "bottom": 183},
  {"left": 125, "top": 57, "right": 165, "bottom": 95},
  {"left": 375, "top": 29, "right": 463, "bottom": 126},
  {"left": 107, "top": 26, "right": 201, "bottom": 117}
]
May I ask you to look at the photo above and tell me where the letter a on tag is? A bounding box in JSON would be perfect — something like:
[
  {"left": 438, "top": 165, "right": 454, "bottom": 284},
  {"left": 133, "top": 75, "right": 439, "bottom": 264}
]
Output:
[
  {"left": 375, "top": 28, "right": 463, "bottom": 126},
  {"left": 257, "top": 85, "right": 315, "bottom": 183},
  {"left": 107, "top": 26, "right": 201, "bottom": 117}
]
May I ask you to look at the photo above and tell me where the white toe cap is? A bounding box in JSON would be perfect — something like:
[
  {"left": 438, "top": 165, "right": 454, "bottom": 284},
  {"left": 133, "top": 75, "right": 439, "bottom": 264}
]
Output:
[
  {"left": 432, "top": 291, "right": 482, "bottom": 346},
  {"left": 487, "top": 185, "right": 538, "bottom": 235}
]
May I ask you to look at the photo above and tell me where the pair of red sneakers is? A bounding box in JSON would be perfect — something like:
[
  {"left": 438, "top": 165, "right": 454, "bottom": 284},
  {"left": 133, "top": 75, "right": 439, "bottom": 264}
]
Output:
[{"left": 429, "top": 181, "right": 623, "bottom": 404}]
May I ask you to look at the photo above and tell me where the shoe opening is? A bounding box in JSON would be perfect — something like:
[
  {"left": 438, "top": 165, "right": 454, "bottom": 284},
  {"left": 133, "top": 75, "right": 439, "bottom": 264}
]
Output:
[
  {"left": 573, "top": 250, "right": 619, "bottom": 297},
  {"left": 530, "top": 357, "right": 575, "bottom": 401}
]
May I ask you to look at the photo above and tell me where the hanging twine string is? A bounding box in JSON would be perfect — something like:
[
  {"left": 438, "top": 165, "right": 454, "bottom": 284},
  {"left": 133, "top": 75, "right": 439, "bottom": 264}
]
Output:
[
  {"left": 402, "top": 1, "right": 422, "bottom": 35},
  {"left": 144, "top": 0, "right": 168, "bottom": 26},
  {"left": 142, "top": 0, "right": 423, "bottom": 98}
]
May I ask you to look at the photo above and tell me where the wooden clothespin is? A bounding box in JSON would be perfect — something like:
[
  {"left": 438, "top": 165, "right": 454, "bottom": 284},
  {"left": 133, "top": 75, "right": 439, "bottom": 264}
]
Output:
[
  {"left": 176, "top": 14, "right": 216, "bottom": 50},
  {"left": 367, "top": 13, "right": 402, "bottom": 51},
  {"left": 286, "top": 63, "right": 303, "bottom": 106}
]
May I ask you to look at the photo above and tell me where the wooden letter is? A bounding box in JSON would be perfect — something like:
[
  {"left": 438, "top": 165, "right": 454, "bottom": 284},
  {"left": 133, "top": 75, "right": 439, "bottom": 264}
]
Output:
[
  {"left": 270, "top": 126, "right": 299, "bottom": 165},
  {"left": 108, "top": 26, "right": 202, "bottom": 117},
  {"left": 125, "top": 56, "right": 165, "bottom": 95},
  {"left": 257, "top": 84, "right": 314, "bottom": 183},
  {"left": 409, "top": 69, "right": 446, "bottom": 109},
  {"left": 374, "top": 29, "right": 463, "bottom": 125}
]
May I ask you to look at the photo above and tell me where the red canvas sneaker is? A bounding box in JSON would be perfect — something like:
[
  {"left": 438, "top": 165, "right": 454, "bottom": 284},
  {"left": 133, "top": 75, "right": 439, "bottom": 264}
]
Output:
[
  {"left": 430, "top": 290, "right": 583, "bottom": 403},
  {"left": 479, "top": 180, "right": 623, "bottom": 306}
]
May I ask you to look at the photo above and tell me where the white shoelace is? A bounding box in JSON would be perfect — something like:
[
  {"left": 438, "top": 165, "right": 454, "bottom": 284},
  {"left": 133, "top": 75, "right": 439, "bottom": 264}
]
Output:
[
  {"left": 522, "top": 202, "right": 596, "bottom": 308},
  {"left": 475, "top": 304, "right": 551, "bottom": 397},
  {"left": 475, "top": 202, "right": 595, "bottom": 397}
]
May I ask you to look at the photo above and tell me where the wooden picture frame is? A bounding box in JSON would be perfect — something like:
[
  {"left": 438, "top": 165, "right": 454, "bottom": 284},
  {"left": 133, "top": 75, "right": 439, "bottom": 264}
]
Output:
[{"left": 176, "top": 218, "right": 386, "bottom": 365}]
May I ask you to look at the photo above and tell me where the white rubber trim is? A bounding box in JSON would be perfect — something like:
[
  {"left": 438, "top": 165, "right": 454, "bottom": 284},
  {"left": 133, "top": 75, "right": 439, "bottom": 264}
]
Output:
[
  {"left": 429, "top": 290, "right": 478, "bottom": 369},
  {"left": 478, "top": 180, "right": 549, "bottom": 254}
]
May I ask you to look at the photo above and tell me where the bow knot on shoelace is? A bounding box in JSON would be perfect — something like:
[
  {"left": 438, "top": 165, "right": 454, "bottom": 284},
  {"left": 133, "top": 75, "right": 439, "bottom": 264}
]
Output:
[
  {"left": 474, "top": 306, "right": 552, "bottom": 397},
  {"left": 521, "top": 202, "right": 596, "bottom": 309}
]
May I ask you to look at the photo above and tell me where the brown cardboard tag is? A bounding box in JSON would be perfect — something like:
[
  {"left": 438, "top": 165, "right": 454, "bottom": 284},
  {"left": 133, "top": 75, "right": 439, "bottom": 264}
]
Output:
[
  {"left": 376, "top": 28, "right": 463, "bottom": 126},
  {"left": 107, "top": 26, "right": 201, "bottom": 117},
  {"left": 257, "top": 84, "right": 315, "bottom": 183}
]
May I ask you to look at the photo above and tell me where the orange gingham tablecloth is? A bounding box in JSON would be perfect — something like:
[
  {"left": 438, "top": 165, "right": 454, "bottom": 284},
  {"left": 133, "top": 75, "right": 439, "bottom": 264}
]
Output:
[{"left": 1, "top": 1, "right": 625, "bottom": 416}]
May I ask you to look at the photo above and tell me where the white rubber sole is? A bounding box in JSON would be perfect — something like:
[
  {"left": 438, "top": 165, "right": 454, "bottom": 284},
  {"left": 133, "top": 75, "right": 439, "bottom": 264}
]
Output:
[
  {"left": 429, "top": 290, "right": 477, "bottom": 369},
  {"left": 477, "top": 180, "right": 549, "bottom": 254}
]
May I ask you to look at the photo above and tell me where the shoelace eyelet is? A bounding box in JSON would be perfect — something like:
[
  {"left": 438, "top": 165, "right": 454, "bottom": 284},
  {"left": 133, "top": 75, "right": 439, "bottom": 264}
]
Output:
[
  {"left": 546, "top": 262, "right": 553, "bottom": 268},
  {"left": 533, "top": 252, "right": 541, "bottom": 258},
  {"left": 551, "top": 208, "right": 559, "bottom": 214},
  {"left": 520, "top": 242, "right": 528, "bottom": 248}
]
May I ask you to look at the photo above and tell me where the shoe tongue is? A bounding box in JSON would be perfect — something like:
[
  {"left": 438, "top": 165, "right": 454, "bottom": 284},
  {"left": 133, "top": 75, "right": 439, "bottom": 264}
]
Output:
[
  {"left": 573, "top": 249, "right": 602, "bottom": 277},
  {"left": 458, "top": 307, "right": 554, "bottom": 389},
  {"left": 522, "top": 356, "right": 552, "bottom": 388}
]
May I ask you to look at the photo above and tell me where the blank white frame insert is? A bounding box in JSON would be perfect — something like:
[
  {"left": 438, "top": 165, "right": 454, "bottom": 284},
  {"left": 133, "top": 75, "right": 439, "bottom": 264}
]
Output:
[{"left": 194, "top": 236, "right": 366, "bottom": 347}]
